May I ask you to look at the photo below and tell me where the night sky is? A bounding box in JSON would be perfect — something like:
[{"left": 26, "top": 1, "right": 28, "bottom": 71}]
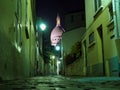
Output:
[{"left": 36, "top": 0, "right": 85, "bottom": 32}]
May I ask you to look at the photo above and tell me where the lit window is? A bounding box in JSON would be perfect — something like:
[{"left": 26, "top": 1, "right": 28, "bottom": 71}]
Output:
[
  {"left": 89, "top": 32, "right": 94, "bottom": 44},
  {"left": 94, "top": 0, "right": 102, "bottom": 12},
  {"left": 108, "top": 3, "right": 113, "bottom": 21}
]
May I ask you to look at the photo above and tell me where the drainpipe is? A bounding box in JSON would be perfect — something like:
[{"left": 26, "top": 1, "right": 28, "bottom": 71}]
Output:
[{"left": 113, "top": 0, "right": 120, "bottom": 76}]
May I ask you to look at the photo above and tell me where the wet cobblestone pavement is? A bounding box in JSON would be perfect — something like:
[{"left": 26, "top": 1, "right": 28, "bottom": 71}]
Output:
[{"left": 0, "top": 76, "right": 120, "bottom": 90}]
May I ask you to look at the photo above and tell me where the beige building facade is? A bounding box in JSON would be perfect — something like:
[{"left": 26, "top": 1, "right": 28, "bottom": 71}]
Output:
[
  {"left": 83, "top": 0, "right": 120, "bottom": 76},
  {"left": 0, "top": 0, "right": 36, "bottom": 80},
  {"left": 62, "top": 0, "right": 120, "bottom": 77}
]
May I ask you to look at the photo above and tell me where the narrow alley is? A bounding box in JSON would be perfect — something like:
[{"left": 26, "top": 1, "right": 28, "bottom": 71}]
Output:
[
  {"left": 0, "top": 76, "right": 120, "bottom": 90},
  {"left": 0, "top": 0, "right": 120, "bottom": 90}
]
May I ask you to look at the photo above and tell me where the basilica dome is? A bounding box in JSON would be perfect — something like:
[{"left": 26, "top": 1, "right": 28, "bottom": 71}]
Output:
[{"left": 50, "top": 14, "right": 65, "bottom": 46}]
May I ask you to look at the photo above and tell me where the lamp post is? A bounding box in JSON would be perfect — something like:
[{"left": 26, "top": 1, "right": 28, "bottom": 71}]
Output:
[
  {"left": 36, "top": 18, "right": 47, "bottom": 75},
  {"left": 39, "top": 22, "right": 47, "bottom": 74},
  {"left": 39, "top": 22, "right": 46, "bottom": 56},
  {"left": 55, "top": 45, "right": 62, "bottom": 75}
]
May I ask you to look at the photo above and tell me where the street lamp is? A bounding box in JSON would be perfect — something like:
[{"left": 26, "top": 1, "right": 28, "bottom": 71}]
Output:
[
  {"left": 39, "top": 22, "right": 47, "bottom": 56},
  {"left": 36, "top": 17, "right": 47, "bottom": 32},
  {"left": 39, "top": 21, "right": 47, "bottom": 75},
  {"left": 36, "top": 20, "right": 47, "bottom": 57},
  {"left": 39, "top": 23, "right": 46, "bottom": 31},
  {"left": 55, "top": 45, "right": 60, "bottom": 51},
  {"left": 36, "top": 17, "right": 48, "bottom": 75}
]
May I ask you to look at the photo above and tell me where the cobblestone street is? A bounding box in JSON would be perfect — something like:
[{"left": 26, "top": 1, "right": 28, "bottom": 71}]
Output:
[{"left": 0, "top": 76, "right": 120, "bottom": 90}]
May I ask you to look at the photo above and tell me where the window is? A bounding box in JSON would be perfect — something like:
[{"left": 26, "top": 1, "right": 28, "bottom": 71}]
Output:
[
  {"left": 108, "top": 3, "right": 113, "bottom": 21},
  {"left": 94, "top": 0, "right": 102, "bottom": 12},
  {"left": 89, "top": 32, "right": 94, "bottom": 44}
]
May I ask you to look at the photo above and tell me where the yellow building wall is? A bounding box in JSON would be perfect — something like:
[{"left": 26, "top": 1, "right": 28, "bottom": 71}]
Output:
[
  {"left": 0, "top": 0, "right": 36, "bottom": 80},
  {"left": 85, "top": 0, "right": 112, "bottom": 29},
  {"left": 84, "top": 0, "right": 119, "bottom": 76}
]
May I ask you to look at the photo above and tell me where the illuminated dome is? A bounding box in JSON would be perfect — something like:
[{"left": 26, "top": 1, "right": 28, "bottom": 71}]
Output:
[{"left": 50, "top": 14, "right": 65, "bottom": 46}]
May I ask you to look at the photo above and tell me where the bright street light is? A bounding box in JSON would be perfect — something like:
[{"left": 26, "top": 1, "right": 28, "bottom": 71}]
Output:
[
  {"left": 55, "top": 45, "right": 60, "bottom": 51},
  {"left": 39, "top": 23, "right": 46, "bottom": 31}
]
